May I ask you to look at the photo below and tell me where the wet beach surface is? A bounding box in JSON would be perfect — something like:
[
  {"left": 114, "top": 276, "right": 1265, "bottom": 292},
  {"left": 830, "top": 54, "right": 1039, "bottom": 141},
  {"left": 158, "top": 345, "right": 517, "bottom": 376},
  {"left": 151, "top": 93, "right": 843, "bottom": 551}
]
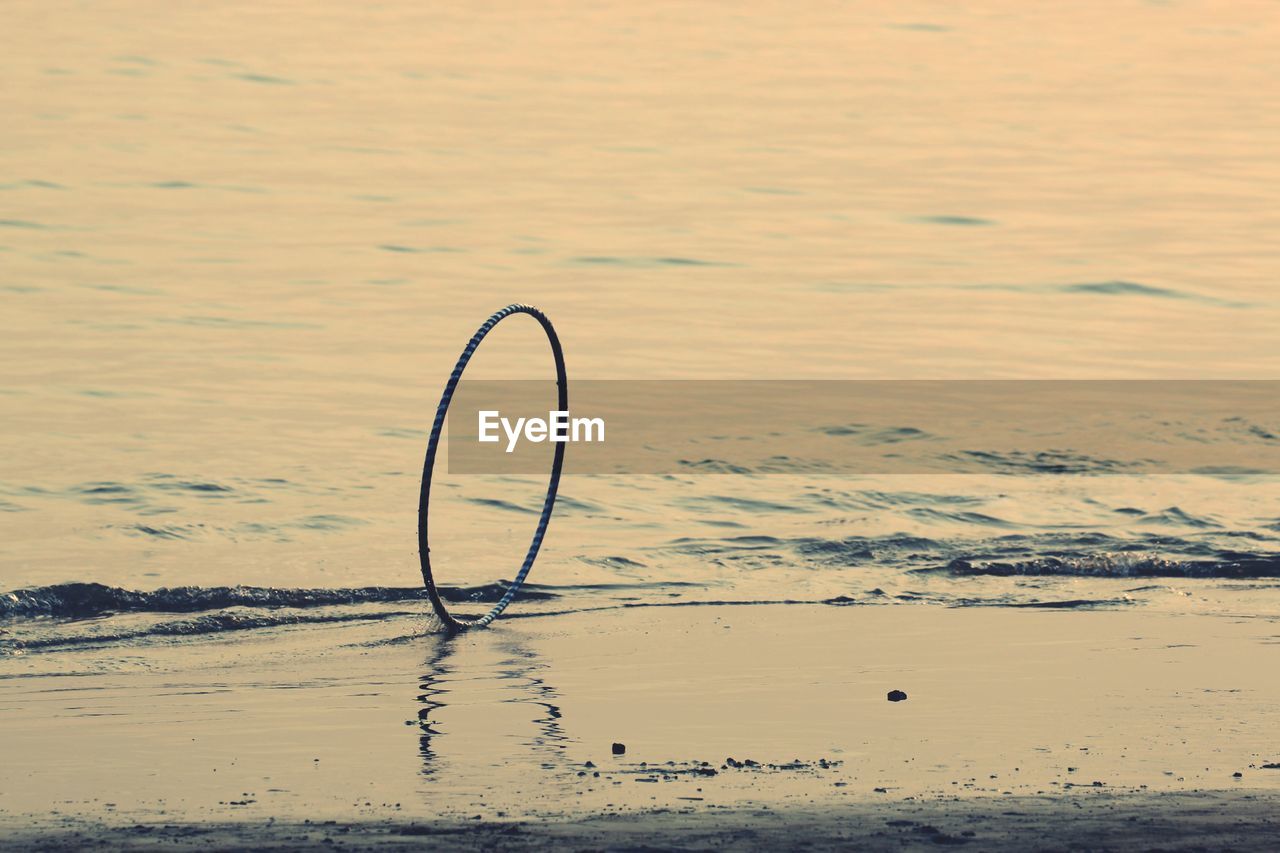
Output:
[
  {"left": 5, "top": 791, "right": 1280, "bottom": 852},
  {"left": 3, "top": 606, "right": 1279, "bottom": 848}
]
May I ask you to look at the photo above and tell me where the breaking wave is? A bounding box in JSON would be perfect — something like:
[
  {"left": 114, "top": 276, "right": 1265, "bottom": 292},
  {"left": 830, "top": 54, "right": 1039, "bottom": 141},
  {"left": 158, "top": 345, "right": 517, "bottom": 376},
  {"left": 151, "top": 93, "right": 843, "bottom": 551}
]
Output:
[
  {"left": 941, "top": 553, "right": 1280, "bottom": 579},
  {"left": 0, "top": 581, "right": 556, "bottom": 620}
]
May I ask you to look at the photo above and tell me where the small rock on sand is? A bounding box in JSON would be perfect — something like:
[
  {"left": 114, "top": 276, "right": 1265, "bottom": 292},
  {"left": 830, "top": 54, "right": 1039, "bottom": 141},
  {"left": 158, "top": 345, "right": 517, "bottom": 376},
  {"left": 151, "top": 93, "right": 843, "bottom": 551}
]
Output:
[
  {"left": 612, "top": 742, "right": 626, "bottom": 755},
  {"left": 887, "top": 690, "right": 908, "bottom": 702}
]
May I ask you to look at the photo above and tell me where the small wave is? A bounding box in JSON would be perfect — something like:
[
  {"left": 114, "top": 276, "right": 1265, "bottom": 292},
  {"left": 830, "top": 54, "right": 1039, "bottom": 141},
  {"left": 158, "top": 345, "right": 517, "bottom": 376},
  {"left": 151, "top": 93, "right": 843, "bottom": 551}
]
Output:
[
  {"left": 678, "top": 459, "right": 756, "bottom": 474},
  {"left": 1061, "top": 281, "right": 1186, "bottom": 299},
  {"left": 944, "top": 449, "right": 1144, "bottom": 475},
  {"left": 464, "top": 497, "right": 539, "bottom": 514},
  {"left": 1055, "top": 280, "right": 1247, "bottom": 307},
  {"left": 6, "top": 609, "right": 408, "bottom": 651},
  {"left": 1137, "top": 506, "right": 1222, "bottom": 529},
  {"left": 148, "top": 479, "right": 234, "bottom": 494},
  {"left": 0, "top": 579, "right": 718, "bottom": 624},
  {"left": 816, "top": 424, "right": 936, "bottom": 445},
  {"left": 678, "top": 495, "right": 812, "bottom": 514},
  {"left": 569, "top": 256, "right": 736, "bottom": 268},
  {"left": 554, "top": 495, "right": 608, "bottom": 513},
  {"left": 905, "top": 507, "right": 1015, "bottom": 527},
  {"left": 0, "top": 581, "right": 559, "bottom": 621},
  {"left": 577, "top": 555, "right": 648, "bottom": 570},
  {"left": 943, "top": 552, "right": 1280, "bottom": 579},
  {"left": 976, "top": 597, "right": 1138, "bottom": 609},
  {"left": 911, "top": 215, "right": 995, "bottom": 227},
  {"left": 665, "top": 535, "right": 786, "bottom": 556},
  {"left": 5, "top": 593, "right": 1155, "bottom": 654}
]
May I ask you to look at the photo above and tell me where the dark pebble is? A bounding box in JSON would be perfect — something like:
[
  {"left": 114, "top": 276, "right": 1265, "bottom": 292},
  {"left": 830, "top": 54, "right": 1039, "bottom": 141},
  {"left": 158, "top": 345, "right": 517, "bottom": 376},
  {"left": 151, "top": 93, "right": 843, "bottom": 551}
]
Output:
[
  {"left": 887, "top": 690, "right": 908, "bottom": 702},
  {"left": 612, "top": 742, "right": 626, "bottom": 755}
]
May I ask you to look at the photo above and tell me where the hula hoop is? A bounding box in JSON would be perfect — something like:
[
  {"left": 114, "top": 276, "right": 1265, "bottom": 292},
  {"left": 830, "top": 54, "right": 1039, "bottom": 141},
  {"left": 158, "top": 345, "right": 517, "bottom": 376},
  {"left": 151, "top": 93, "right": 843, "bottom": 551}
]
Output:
[{"left": 417, "top": 304, "right": 567, "bottom": 630}]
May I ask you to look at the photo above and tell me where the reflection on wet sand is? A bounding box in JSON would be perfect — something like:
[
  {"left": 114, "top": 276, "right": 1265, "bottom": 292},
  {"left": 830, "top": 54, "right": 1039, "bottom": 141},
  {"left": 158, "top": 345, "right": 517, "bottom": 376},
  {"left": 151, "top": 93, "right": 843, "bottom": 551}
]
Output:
[
  {"left": 416, "top": 634, "right": 456, "bottom": 775},
  {"left": 417, "top": 632, "right": 570, "bottom": 779}
]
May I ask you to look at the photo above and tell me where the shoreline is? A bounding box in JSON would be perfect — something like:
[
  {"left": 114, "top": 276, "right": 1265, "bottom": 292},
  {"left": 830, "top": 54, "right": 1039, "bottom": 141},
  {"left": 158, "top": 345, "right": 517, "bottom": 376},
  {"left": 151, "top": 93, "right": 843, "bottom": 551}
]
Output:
[{"left": 5, "top": 790, "right": 1280, "bottom": 851}]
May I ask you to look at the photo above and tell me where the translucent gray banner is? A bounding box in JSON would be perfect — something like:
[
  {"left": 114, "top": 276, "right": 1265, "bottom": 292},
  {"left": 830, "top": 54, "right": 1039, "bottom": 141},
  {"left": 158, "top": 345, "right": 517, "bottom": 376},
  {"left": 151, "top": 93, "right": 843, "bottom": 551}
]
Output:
[{"left": 445, "top": 380, "right": 1280, "bottom": 475}]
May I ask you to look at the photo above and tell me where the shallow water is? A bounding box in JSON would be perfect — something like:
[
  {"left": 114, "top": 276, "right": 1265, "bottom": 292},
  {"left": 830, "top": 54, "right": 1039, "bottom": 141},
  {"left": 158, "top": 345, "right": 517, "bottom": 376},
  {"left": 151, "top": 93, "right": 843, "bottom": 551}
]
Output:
[{"left": 4, "top": 0, "right": 1280, "bottom": 653}]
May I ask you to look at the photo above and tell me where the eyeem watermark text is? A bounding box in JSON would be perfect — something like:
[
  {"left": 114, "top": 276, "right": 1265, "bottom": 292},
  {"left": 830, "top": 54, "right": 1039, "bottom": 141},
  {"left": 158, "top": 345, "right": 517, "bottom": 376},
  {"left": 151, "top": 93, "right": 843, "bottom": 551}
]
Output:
[{"left": 478, "top": 410, "right": 605, "bottom": 453}]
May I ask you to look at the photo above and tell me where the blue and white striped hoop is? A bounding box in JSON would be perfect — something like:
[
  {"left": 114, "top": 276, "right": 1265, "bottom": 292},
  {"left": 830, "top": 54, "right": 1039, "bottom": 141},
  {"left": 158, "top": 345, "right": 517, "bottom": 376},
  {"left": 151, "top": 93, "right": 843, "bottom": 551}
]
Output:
[{"left": 417, "top": 304, "right": 567, "bottom": 630}]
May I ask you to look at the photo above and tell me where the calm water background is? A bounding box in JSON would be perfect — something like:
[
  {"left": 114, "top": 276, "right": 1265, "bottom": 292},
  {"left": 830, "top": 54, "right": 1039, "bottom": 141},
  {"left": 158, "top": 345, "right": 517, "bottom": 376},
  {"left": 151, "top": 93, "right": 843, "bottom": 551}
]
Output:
[{"left": 4, "top": 0, "right": 1280, "bottom": 637}]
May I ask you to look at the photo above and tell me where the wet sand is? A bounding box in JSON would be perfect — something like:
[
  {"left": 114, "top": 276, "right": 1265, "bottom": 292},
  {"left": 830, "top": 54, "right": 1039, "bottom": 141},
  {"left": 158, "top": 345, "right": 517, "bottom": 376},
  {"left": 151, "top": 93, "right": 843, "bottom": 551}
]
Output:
[
  {"left": 4, "top": 790, "right": 1280, "bottom": 851},
  {"left": 3, "top": 605, "right": 1278, "bottom": 849}
]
